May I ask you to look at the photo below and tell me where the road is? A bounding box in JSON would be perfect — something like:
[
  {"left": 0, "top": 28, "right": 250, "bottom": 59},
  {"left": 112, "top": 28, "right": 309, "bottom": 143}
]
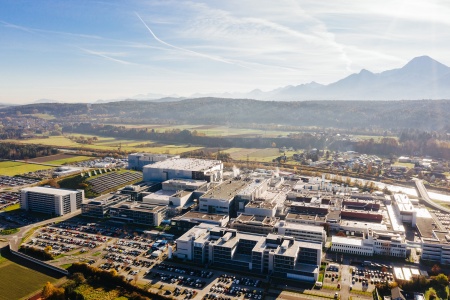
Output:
[
  {"left": 414, "top": 179, "right": 450, "bottom": 214},
  {"left": 5, "top": 209, "right": 82, "bottom": 251}
]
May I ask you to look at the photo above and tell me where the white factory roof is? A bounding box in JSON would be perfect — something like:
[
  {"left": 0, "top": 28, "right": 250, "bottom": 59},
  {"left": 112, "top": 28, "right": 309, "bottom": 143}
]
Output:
[
  {"left": 21, "top": 186, "right": 78, "bottom": 196},
  {"left": 331, "top": 236, "right": 365, "bottom": 246},
  {"left": 143, "top": 158, "right": 221, "bottom": 172},
  {"left": 393, "top": 194, "right": 414, "bottom": 212},
  {"left": 340, "top": 220, "right": 387, "bottom": 232}
]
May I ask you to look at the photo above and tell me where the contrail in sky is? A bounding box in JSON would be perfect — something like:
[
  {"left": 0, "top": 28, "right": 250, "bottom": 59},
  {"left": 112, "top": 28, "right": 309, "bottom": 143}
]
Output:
[{"left": 135, "top": 12, "right": 252, "bottom": 69}]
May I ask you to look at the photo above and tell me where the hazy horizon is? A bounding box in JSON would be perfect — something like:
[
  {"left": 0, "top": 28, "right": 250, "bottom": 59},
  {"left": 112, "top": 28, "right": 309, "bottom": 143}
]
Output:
[{"left": 1, "top": 0, "right": 450, "bottom": 104}]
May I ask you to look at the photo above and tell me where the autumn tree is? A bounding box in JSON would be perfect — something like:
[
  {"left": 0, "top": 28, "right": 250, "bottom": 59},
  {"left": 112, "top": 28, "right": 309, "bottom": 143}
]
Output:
[{"left": 431, "top": 264, "right": 441, "bottom": 276}]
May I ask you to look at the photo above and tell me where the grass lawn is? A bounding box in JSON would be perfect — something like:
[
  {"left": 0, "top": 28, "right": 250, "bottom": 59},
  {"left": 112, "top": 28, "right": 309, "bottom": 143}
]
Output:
[
  {"left": 45, "top": 155, "right": 92, "bottom": 165},
  {"left": 0, "top": 161, "right": 53, "bottom": 176},
  {"left": 0, "top": 260, "right": 59, "bottom": 300},
  {"left": 74, "top": 283, "right": 122, "bottom": 300},
  {"left": 2, "top": 203, "right": 20, "bottom": 212},
  {"left": 393, "top": 162, "right": 415, "bottom": 168}
]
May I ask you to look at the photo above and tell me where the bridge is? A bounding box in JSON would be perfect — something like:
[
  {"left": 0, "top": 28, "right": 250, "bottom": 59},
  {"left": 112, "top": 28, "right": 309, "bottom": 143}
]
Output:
[{"left": 414, "top": 179, "right": 450, "bottom": 214}]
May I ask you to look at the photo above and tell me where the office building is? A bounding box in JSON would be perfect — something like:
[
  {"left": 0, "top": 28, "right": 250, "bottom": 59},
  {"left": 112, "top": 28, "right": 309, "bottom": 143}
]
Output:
[
  {"left": 81, "top": 194, "right": 130, "bottom": 218},
  {"left": 20, "top": 186, "right": 83, "bottom": 216},
  {"left": 175, "top": 224, "right": 321, "bottom": 282},
  {"left": 276, "top": 221, "right": 326, "bottom": 244},
  {"left": 331, "top": 229, "right": 406, "bottom": 257},
  {"left": 230, "top": 214, "right": 278, "bottom": 235},
  {"left": 143, "top": 158, "right": 223, "bottom": 182},
  {"left": 109, "top": 202, "right": 167, "bottom": 226},
  {"left": 199, "top": 179, "right": 249, "bottom": 216}
]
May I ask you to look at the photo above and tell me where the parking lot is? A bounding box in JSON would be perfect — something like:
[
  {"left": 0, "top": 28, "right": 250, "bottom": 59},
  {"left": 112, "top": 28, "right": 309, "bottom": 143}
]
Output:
[
  {"left": 0, "top": 175, "right": 41, "bottom": 187},
  {"left": 21, "top": 218, "right": 268, "bottom": 299},
  {"left": 0, "top": 191, "right": 20, "bottom": 210}
]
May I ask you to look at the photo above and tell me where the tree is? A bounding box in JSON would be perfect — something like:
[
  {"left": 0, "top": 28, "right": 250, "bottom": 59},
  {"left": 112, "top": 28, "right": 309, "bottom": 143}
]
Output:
[
  {"left": 434, "top": 273, "right": 448, "bottom": 286},
  {"left": 42, "top": 282, "right": 57, "bottom": 299},
  {"left": 431, "top": 264, "right": 441, "bottom": 276},
  {"left": 44, "top": 245, "right": 53, "bottom": 253},
  {"left": 71, "top": 272, "right": 85, "bottom": 286}
]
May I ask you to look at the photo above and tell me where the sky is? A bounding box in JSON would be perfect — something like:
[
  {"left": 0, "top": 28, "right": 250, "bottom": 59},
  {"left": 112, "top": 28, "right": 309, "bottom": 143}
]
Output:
[{"left": 1, "top": 0, "right": 450, "bottom": 104}]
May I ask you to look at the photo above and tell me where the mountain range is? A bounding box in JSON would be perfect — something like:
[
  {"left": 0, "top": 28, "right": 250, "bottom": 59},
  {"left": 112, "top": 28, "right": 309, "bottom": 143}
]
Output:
[
  {"left": 26, "top": 55, "right": 450, "bottom": 104},
  {"left": 193, "top": 55, "right": 450, "bottom": 101}
]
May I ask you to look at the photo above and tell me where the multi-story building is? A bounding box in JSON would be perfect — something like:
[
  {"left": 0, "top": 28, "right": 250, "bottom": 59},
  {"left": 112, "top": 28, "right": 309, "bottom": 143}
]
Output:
[
  {"left": 81, "top": 194, "right": 130, "bottom": 218},
  {"left": 331, "top": 229, "right": 407, "bottom": 257},
  {"left": 20, "top": 186, "right": 83, "bottom": 216},
  {"left": 143, "top": 158, "right": 223, "bottom": 183},
  {"left": 421, "top": 231, "right": 450, "bottom": 264},
  {"left": 171, "top": 211, "right": 230, "bottom": 232},
  {"left": 175, "top": 224, "right": 321, "bottom": 282},
  {"left": 230, "top": 214, "right": 278, "bottom": 235},
  {"left": 128, "top": 153, "right": 176, "bottom": 171},
  {"left": 109, "top": 202, "right": 167, "bottom": 226},
  {"left": 199, "top": 179, "right": 249, "bottom": 216},
  {"left": 276, "top": 221, "right": 326, "bottom": 245}
]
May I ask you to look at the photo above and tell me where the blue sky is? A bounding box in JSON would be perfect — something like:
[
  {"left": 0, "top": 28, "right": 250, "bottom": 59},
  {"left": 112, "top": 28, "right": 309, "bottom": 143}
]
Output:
[{"left": 1, "top": 0, "right": 450, "bottom": 103}]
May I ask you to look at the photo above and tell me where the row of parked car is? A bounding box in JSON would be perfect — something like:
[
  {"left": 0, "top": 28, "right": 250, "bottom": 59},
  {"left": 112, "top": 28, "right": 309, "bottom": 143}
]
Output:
[{"left": 156, "top": 263, "right": 214, "bottom": 279}]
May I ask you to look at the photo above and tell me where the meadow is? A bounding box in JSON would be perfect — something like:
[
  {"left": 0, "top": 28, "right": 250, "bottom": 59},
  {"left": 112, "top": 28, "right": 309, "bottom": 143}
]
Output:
[
  {"left": 0, "top": 161, "right": 53, "bottom": 176},
  {"left": 0, "top": 259, "right": 60, "bottom": 300},
  {"left": 8, "top": 135, "right": 203, "bottom": 154},
  {"left": 0, "top": 155, "right": 91, "bottom": 176},
  {"left": 224, "top": 148, "right": 300, "bottom": 162},
  {"left": 105, "top": 123, "right": 291, "bottom": 138}
]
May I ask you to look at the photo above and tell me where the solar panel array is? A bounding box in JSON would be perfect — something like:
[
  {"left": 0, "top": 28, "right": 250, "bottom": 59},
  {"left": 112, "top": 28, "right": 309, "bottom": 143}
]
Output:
[{"left": 88, "top": 172, "right": 142, "bottom": 194}]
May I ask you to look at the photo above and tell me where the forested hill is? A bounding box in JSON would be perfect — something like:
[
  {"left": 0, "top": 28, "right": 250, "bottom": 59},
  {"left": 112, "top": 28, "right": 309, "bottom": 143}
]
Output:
[{"left": 2, "top": 98, "right": 450, "bottom": 130}]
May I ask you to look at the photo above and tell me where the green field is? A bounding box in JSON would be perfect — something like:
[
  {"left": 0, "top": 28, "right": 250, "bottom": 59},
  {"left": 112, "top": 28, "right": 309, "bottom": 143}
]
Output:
[
  {"left": 0, "top": 161, "right": 53, "bottom": 176},
  {"left": 0, "top": 260, "right": 59, "bottom": 300},
  {"left": 105, "top": 123, "right": 291, "bottom": 138},
  {"left": 45, "top": 155, "right": 91, "bottom": 165},
  {"left": 393, "top": 162, "right": 415, "bottom": 168},
  {"left": 225, "top": 148, "right": 299, "bottom": 162},
  {"left": 8, "top": 135, "right": 203, "bottom": 154}
]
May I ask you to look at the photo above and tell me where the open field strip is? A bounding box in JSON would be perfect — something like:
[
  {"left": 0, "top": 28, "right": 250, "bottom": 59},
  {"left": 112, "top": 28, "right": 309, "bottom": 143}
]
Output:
[
  {"left": 0, "top": 161, "right": 53, "bottom": 176},
  {"left": 44, "top": 155, "right": 92, "bottom": 165},
  {"left": 105, "top": 123, "right": 291, "bottom": 137},
  {"left": 0, "top": 260, "right": 60, "bottom": 300},
  {"left": 5, "top": 136, "right": 203, "bottom": 155}
]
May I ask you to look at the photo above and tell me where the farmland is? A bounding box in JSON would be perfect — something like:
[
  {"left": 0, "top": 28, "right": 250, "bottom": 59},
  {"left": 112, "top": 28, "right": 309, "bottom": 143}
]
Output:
[
  {"left": 7, "top": 135, "right": 203, "bottom": 154},
  {"left": 0, "top": 259, "right": 60, "bottom": 300},
  {"left": 224, "top": 148, "right": 299, "bottom": 162},
  {"left": 0, "top": 161, "right": 53, "bottom": 176},
  {"left": 30, "top": 154, "right": 92, "bottom": 165},
  {"left": 0, "top": 155, "right": 91, "bottom": 176},
  {"left": 105, "top": 123, "right": 291, "bottom": 138}
]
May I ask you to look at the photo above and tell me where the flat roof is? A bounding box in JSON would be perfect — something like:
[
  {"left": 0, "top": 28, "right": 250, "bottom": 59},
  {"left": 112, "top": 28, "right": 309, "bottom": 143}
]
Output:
[
  {"left": 340, "top": 220, "right": 387, "bottom": 231},
  {"left": 143, "top": 190, "right": 174, "bottom": 201},
  {"left": 143, "top": 157, "right": 221, "bottom": 172},
  {"left": 286, "top": 213, "right": 326, "bottom": 222},
  {"left": 21, "top": 186, "right": 78, "bottom": 196},
  {"left": 246, "top": 201, "right": 276, "bottom": 209},
  {"left": 201, "top": 179, "right": 249, "bottom": 200},
  {"left": 177, "top": 211, "right": 228, "bottom": 222},
  {"left": 111, "top": 201, "right": 166, "bottom": 212},
  {"left": 278, "top": 221, "right": 324, "bottom": 233},
  {"left": 331, "top": 236, "right": 364, "bottom": 246},
  {"left": 237, "top": 178, "right": 267, "bottom": 196},
  {"left": 416, "top": 217, "right": 435, "bottom": 238}
]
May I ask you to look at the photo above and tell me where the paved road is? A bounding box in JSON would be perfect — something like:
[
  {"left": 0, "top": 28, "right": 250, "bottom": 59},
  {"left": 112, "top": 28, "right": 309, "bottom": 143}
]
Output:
[
  {"left": 339, "top": 262, "right": 351, "bottom": 300},
  {"left": 414, "top": 179, "right": 450, "bottom": 214}
]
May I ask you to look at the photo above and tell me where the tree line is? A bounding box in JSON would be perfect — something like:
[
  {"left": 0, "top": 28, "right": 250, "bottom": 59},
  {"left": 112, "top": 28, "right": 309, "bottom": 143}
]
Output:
[{"left": 0, "top": 143, "right": 57, "bottom": 160}]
